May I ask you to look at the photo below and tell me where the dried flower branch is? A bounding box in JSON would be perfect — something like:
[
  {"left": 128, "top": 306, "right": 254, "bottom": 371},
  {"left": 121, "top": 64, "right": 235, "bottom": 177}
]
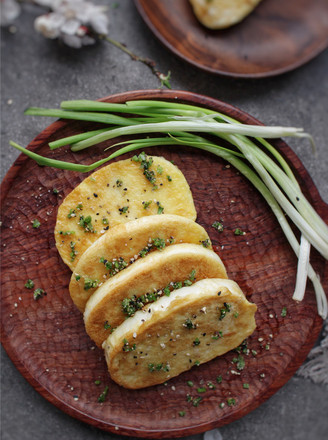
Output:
[{"left": 0, "top": 0, "right": 172, "bottom": 88}]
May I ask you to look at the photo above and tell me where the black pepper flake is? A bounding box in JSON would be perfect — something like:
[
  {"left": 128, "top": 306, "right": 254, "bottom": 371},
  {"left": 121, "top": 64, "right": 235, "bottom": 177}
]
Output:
[{"left": 93, "top": 193, "right": 98, "bottom": 198}]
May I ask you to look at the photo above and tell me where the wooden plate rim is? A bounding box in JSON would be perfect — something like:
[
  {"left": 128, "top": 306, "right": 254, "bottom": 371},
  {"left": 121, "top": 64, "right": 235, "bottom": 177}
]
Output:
[
  {"left": 134, "top": 0, "right": 328, "bottom": 78},
  {"left": 1, "top": 89, "right": 327, "bottom": 437}
]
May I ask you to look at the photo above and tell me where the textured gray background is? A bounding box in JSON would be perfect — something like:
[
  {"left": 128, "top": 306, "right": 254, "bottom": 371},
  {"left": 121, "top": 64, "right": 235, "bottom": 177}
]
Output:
[{"left": 1, "top": 1, "right": 328, "bottom": 439}]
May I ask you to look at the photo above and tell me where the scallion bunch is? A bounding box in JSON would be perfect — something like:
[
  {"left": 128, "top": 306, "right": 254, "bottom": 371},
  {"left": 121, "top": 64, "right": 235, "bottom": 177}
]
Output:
[{"left": 10, "top": 98, "right": 328, "bottom": 318}]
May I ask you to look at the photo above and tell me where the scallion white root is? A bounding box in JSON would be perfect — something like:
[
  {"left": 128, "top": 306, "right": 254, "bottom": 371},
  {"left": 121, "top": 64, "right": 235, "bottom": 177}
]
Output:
[{"left": 293, "top": 235, "right": 311, "bottom": 302}]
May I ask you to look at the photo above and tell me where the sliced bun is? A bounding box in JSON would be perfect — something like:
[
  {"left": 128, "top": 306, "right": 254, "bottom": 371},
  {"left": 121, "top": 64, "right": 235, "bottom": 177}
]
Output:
[
  {"left": 103, "top": 278, "right": 257, "bottom": 389},
  {"left": 55, "top": 155, "right": 196, "bottom": 270}
]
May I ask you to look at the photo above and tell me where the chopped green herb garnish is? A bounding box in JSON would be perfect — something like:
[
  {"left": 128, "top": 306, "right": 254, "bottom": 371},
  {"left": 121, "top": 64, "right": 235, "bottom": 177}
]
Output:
[
  {"left": 157, "top": 165, "right": 163, "bottom": 175},
  {"left": 178, "top": 411, "right": 185, "bottom": 417},
  {"left": 168, "top": 237, "right": 175, "bottom": 244},
  {"left": 25, "top": 279, "right": 34, "bottom": 289},
  {"left": 219, "top": 402, "right": 225, "bottom": 409},
  {"left": 70, "top": 241, "right": 77, "bottom": 261},
  {"left": 184, "top": 318, "right": 196, "bottom": 329},
  {"left": 75, "top": 274, "right": 81, "bottom": 281},
  {"left": 139, "top": 247, "right": 150, "bottom": 258},
  {"left": 116, "top": 179, "right": 123, "bottom": 187},
  {"left": 189, "top": 269, "right": 196, "bottom": 281},
  {"left": 144, "top": 169, "right": 157, "bottom": 187},
  {"left": 152, "top": 237, "right": 166, "bottom": 250},
  {"left": 233, "top": 354, "right": 245, "bottom": 371},
  {"left": 212, "top": 221, "right": 224, "bottom": 232},
  {"left": 212, "top": 331, "right": 223, "bottom": 340},
  {"left": 104, "top": 321, "right": 111, "bottom": 330},
  {"left": 32, "top": 219, "right": 41, "bottom": 228},
  {"left": 207, "top": 382, "right": 216, "bottom": 389},
  {"left": 156, "top": 201, "right": 164, "bottom": 214},
  {"left": 193, "top": 338, "right": 200, "bottom": 346},
  {"left": 122, "top": 338, "right": 136, "bottom": 352},
  {"left": 194, "top": 360, "right": 200, "bottom": 366},
  {"left": 216, "top": 375, "right": 222, "bottom": 384},
  {"left": 100, "top": 256, "right": 128, "bottom": 277},
  {"left": 59, "top": 230, "right": 75, "bottom": 235},
  {"left": 192, "top": 396, "right": 202, "bottom": 407},
  {"left": 102, "top": 217, "right": 109, "bottom": 225},
  {"left": 97, "top": 385, "right": 109, "bottom": 403},
  {"left": 235, "top": 339, "right": 248, "bottom": 354},
  {"left": 184, "top": 279, "right": 193, "bottom": 286},
  {"left": 281, "top": 307, "right": 287, "bottom": 317},
  {"left": 119, "top": 206, "right": 129, "bottom": 215},
  {"left": 201, "top": 239, "right": 210, "bottom": 248},
  {"left": 167, "top": 175, "right": 172, "bottom": 182},
  {"left": 233, "top": 312, "right": 239, "bottom": 318},
  {"left": 148, "top": 362, "right": 169, "bottom": 372},
  {"left": 219, "top": 303, "right": 231, "bottom": 320},
  {"left": 143, "top": 200, "right": 152, "bottom": 209},
  {"left": 132, "top": 152, "right": 157, "bottom": 188},
  {"left": 94, "top": 380, "right": 101, "bottom": 385},
  {"left": 251, "top": 350, "right": 257, "bottom": 356},
  {"left": 243, "top": 383, "right": 250, "bottom": 389},
  {"left": 33, "top": 288, "right": 45, "bottom": 300},
  {"left": 78, "top": 215, "right": 95, "bottom": 232},
  {"left": 67, "top": 203, "right": 83, "bottom": 218},
  {"left": 84, "top": 277, "right": 98, "bottom": 290},
  {"left": 227, "top": 398, "right": 236, "bottom": 406},
  {"left": 187, "top": 381, "right": 194, "bottom": 387},
  {"left": 53, "top": 188, "right": 59, "bottom": 194},
  {"left": 197, "top": 387, "right": 206, "bottom": 393},
  {"left": 172, "top": 281, "right": 183, "bottom": 290},
  {"left": 234, "top": 228, "right": 245, "bottom": 236}
]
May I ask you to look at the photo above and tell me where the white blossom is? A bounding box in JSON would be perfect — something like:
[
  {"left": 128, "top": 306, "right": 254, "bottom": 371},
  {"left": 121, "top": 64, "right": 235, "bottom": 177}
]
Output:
[
  {"left": 0, "top": 0, "right": 21, "bottom": 26},
  {"left": 34, "top": 0, "right": 109, "bottom": 48}
]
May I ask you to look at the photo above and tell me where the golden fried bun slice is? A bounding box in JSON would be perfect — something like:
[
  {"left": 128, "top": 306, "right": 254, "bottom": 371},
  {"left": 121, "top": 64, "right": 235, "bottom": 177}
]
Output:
[
  {"left": 70, "top": 215, "right": 211, "bottom": 312},
  {"left": 84, "top": 244, "right": 227, "bottom": 347},
  {"left": 55, "top": 154, "right": 196, "bottom": 270},
  {"left": 189, "top": 0, "right": 262, "bottom": 29},
  {"left": 103, "top": 278, "right": 257, "bottom": 389}
]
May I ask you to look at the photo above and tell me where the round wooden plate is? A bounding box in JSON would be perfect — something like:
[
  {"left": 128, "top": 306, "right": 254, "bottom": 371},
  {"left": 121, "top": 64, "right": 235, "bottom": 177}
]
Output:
[
  {"left": 134, "top": 0, "right": 328, "bottom": 78},
  {"left": 1, "top": 90, "right": 327, "bottom": 438}
]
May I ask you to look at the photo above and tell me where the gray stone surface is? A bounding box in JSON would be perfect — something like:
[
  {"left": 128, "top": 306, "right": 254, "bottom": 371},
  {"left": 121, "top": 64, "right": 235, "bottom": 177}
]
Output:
[{"left": 1, "top": 1, "right": 327, "bottom": 439}]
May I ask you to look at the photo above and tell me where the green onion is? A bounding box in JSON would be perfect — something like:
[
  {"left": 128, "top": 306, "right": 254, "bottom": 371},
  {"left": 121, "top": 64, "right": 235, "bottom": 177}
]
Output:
[
  {"left": 293, "top": 235, "right": 311, "bottom": 302},
  {"left": 10, "top": 99, "right": 327, "bottom": 318}
]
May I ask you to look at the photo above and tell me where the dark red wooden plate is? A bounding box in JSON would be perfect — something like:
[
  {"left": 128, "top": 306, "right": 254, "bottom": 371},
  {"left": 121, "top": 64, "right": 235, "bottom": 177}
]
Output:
[
  {"left": 134, "top": 0, "right": 328, "bottom": 78},
  {"left": 1, "top": 90, "right": 327, "bottom": 438}
]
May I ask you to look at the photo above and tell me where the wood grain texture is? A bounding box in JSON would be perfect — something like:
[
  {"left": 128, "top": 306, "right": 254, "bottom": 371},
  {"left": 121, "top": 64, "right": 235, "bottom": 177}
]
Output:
[
  {"left": 134, "top": 0, "right": 328, "bottom": 77},
  {"left": 1, "top": 89, "right": 327, "bottom": 438}
]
